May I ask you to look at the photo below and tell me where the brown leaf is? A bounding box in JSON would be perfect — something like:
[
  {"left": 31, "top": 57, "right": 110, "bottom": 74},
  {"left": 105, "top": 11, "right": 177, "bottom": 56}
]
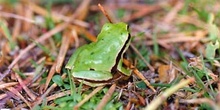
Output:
[{"left": 158, "top": 64, "right": 176, "bottom": 83}]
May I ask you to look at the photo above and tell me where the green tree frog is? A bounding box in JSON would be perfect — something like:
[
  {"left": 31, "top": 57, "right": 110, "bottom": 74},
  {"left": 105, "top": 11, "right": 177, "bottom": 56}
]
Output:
[{"left": 65, "top": 22, "right": 131, "bottom": 87}]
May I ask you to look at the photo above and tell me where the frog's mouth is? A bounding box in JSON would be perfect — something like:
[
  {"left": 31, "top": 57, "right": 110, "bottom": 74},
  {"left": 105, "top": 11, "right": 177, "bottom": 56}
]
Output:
[
  {"left": 74, "top": 71, "right": 129, "bottom": 87},
  {"left": 75, "top": 78, "right": 114, "bottom": 87}
]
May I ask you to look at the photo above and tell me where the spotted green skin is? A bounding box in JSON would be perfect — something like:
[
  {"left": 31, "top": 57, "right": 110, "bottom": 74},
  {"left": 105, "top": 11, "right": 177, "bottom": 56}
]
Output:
[{"left": 65, "top": 22, "right": 131, "bottom": 86}]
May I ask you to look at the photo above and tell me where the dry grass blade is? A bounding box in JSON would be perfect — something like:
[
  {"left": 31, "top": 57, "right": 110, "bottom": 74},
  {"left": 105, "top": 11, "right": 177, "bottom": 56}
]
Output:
[
  {"left": 125, "top": 101, "right": 132, "bottom": 110},
  {"left": 8, "top": 23, "right": 68, "bottom": 69},
  {"left": 72, "top": 0, "right": 91, "bottom": 20},
  {"left": 177, "top": 15, "right": 207, "bottom": 29},
  {"left": 74, "top": 86, "right": 104, "bottom": 110},
  {"left": 123, "top": 4, "right": 162, "bottom": 22},
  {"left": 144, "top": 78, "right": 195, "bottom": 110},
  {"left": 56, "top": 34, "right": 71, "bottom": 73},
  {"left": 71, "top": 29, "right": 79, "bottom": 48},
  {"left": 0, "top": 51, "right": 3, "bottom": 67},
  {"left": 26, "top": 1, "right": 89, "bottom": 27},
  {"left": 131, "top": 24, "right": 171, "bottom": 49},
  {"left": 79, "top": 27, "right": 97, "bottom": 42},
  {"left": 130, "top": 44, "right": 154, "bottom": 71},
  {"left": 68, "top": 24, "right": 96, "bottom": 42},
  {"left": 134, "top": 92, "right": 146, "bottom": 106},
  {"left": 0, "top": 20, "right": 16, "bottom": 50},
  {"left": 0, "top": 82, "right": 18, "bottom": 89},
  {"left": 12, "top": 4, "right": 22, "bottom": 41},
  {"left": 0, "top": 11, "right": 35, "bottom": 23},
  {"left": 12, "top": 19, "right": 21, "bottom": 41},
  {"left": 46, "top": 90, "right": 71, "bottom": 102},
  {"left": 33, "top": 74, "right": 67, "bottom": 106},
  {"left": 7, "top": 87, "right": 31, "bottom": 108},
  {"left": 163, "top": 1, "right": 184, "bottom": 24},
  {"left": 43, "top": 62, "right": 56, "bottom": 91},
  {"left": 146, "top": 36, "right": 203, "bottom": 45},
  {"left": 96, "top": 84, "right": 116, "bottom": 110},
  {"left": 25, "top": 1, "right": 61, "bottom": 22},
  {"left": 0, "top": 94, "right": 7, "bottom": 100},
  {"left": 14, "top": 72, "right": 36, "bottom": 100},
  {"left": 179, "top": 98, "right": 220, "bottom": 110},
  {"left": 23, "top": 4, "right": 33, "bottom": 32}
]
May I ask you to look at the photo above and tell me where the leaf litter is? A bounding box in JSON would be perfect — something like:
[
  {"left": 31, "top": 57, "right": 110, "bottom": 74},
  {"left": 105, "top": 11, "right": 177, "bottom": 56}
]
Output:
[{"left": 0, "top": 0, "right": 220, "bottom": 109}]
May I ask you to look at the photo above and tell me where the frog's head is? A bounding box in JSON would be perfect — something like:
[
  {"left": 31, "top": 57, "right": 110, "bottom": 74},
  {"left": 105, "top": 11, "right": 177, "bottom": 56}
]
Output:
[{"left": 98, "top": 22, "right": 129, "bottom": 41}]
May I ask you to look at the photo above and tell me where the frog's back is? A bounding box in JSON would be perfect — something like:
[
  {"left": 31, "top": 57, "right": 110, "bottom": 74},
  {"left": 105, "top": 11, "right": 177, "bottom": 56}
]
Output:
[{"left": 75, "top": 22, "right": 129, "bottom": 72}]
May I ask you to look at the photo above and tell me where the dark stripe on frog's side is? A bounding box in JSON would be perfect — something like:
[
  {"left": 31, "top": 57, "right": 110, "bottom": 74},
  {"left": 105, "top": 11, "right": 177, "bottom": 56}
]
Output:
[{"left": 111, "top": 25, "right": 131, "bottom": 73}]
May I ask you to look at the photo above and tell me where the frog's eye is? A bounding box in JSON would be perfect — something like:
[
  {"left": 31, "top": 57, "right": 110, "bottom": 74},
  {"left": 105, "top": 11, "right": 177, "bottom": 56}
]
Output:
[
  {"left": 126, "top": 25, "right": 130, "bottom": 30},
  {"left": 103, "top": 24, "right": 111, "bottom": 31},
  {"left": 90, "top": 68, "right": 95, "bottom": 71}
]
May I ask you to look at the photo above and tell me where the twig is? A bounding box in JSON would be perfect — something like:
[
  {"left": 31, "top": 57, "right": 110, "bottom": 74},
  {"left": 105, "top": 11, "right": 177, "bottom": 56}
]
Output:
[
  {"left": 123, "top": 59, "right": 156, "bottom": 92},
  {"left": 96, "top": 84, "right": 116, "bottom": 110},
  {"left": 98, "top": 4, "right": 113, "bottom": 23}
]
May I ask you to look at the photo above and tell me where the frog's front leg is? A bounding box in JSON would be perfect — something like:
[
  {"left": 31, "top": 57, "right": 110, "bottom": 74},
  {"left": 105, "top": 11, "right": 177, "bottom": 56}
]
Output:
[
  {"left": 65, "top": 45, "right": 88, "bottom": 69},
  {"left": 117, "top": 59, "right": 131, "bottom": 76}
]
